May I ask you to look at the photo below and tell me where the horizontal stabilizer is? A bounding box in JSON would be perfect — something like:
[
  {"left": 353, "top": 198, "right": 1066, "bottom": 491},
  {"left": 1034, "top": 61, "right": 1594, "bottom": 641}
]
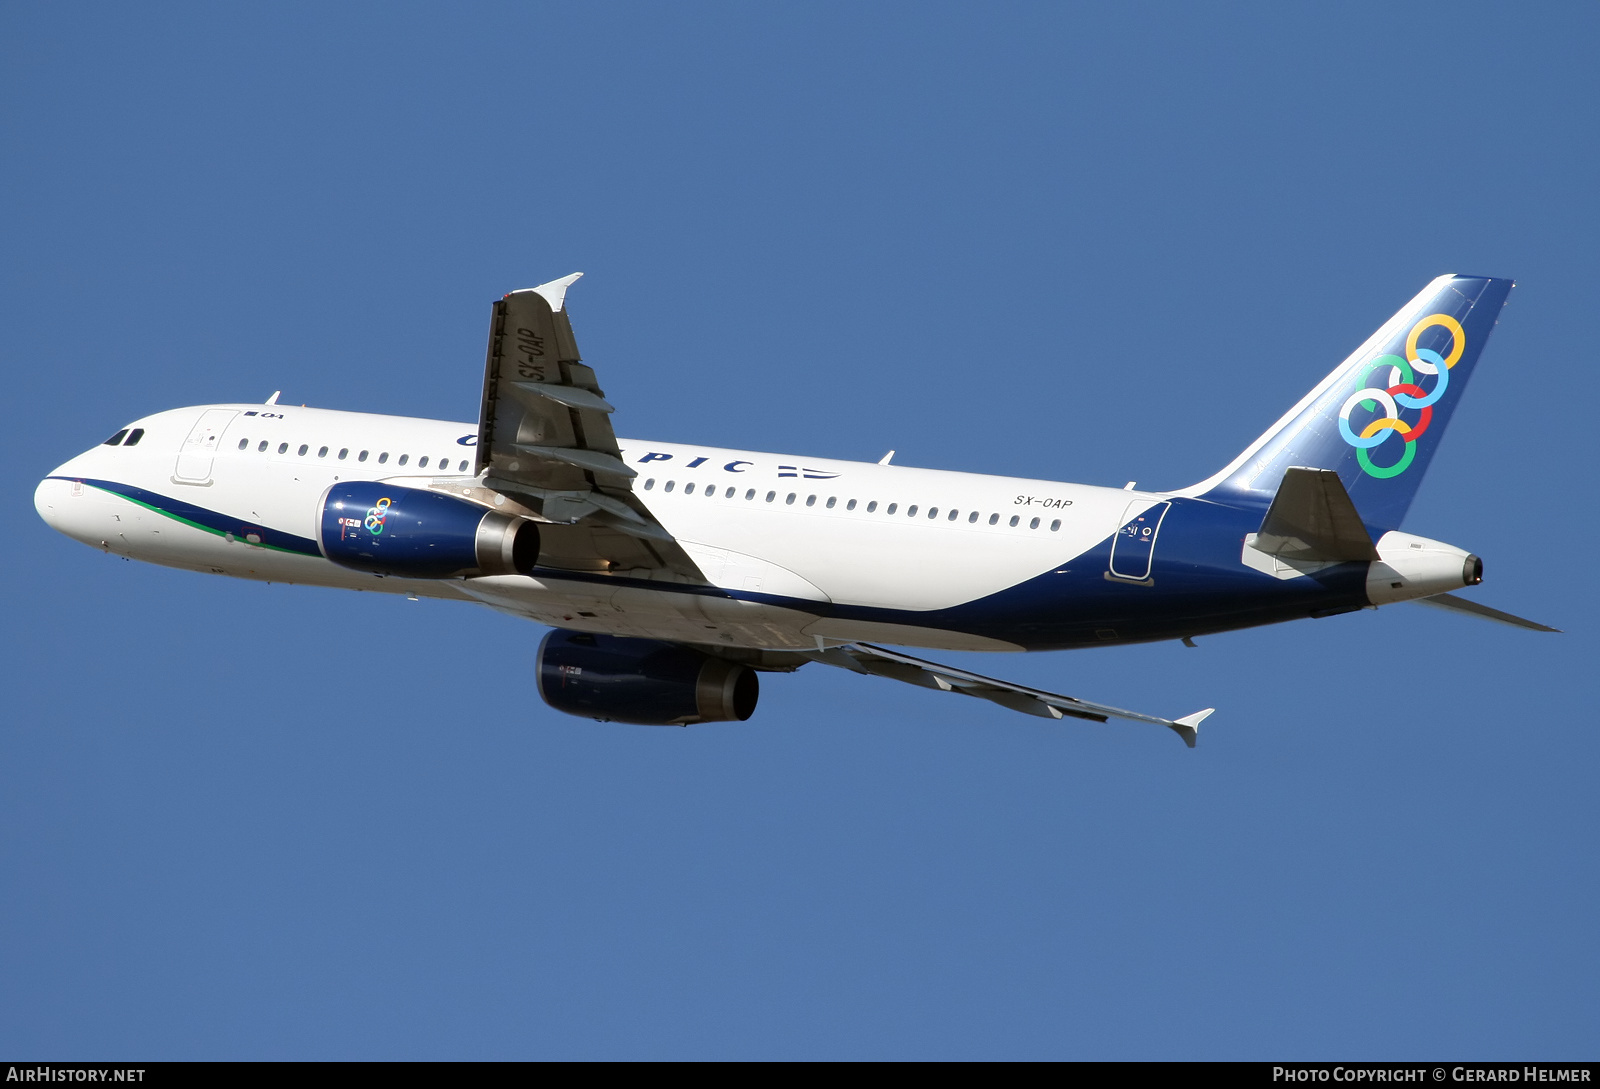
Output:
[
  {"left": 804, "top": 642, "right": 1209, "bottom": 746},
  {"left": 1254, "top": 467, "right": 1379, "bottom": 562},
  {"left": 1411, "top": 593, "right": 1561, "bottom": 632}
]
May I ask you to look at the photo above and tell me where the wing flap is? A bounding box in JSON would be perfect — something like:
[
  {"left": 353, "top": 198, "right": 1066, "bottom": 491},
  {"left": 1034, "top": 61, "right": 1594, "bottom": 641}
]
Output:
[{"left": 808, "top": 642, "right": 1208, "bottom": 746}]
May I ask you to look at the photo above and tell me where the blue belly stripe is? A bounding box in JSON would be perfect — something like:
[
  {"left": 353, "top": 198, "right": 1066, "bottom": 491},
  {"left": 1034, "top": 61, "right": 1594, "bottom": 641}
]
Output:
[{"left": 54, "top": 477, "right": 322, "bottom": 557}]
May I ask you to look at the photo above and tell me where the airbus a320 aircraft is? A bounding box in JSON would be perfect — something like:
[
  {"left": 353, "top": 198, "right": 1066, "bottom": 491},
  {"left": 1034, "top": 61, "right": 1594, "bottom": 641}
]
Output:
[{"left": 35, "top": 274, "right": 1556, "bottom": 746}]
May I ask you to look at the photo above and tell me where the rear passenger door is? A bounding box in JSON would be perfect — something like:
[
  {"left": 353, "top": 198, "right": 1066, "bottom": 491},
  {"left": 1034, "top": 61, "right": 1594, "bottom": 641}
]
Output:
[{"left": 1108, "top": 500, "right": 1169, "bottom": 583}]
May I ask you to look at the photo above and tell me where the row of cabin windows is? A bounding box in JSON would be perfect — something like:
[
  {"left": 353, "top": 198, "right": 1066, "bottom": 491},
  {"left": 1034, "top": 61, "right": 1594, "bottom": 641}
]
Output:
[
  {"left": 639, "top": 478, "right": 1063, "bottom": 531},
  {"left": 103, "top": 428, "right": 145, "bottom": 447},
  {"left": 235, "top": 438, "right": 468, "bottom": 473}
]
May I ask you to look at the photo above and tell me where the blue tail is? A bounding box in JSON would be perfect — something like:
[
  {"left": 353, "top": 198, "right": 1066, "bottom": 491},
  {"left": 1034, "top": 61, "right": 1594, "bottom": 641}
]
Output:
[{"left": 1184, "top": 274, "right": 1514, "bottom": 531}]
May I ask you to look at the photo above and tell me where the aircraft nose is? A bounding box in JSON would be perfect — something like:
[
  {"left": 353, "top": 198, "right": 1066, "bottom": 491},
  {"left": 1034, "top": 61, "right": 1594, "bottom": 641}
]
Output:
[
  {"left": 35, "top": 465, "right": 110, "bottom": 549},
  {"left": 35, "top": 472, "right": 78, "bottom": 535}
]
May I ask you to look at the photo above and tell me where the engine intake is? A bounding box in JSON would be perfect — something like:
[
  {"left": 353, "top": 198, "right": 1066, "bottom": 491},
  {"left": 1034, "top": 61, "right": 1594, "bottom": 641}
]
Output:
[
  {"left": 319, "top": 482, "right": 539, "bottom": 578},
  {"left": 536, "top": 630, "right": 759, "bottom": 725}
]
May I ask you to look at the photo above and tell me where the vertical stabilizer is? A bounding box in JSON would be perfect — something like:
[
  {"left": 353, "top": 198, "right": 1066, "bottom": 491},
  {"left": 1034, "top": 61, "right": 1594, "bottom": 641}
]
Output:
[{"left": 1180, "top": 275, "right": 1513, "bottom": 531}]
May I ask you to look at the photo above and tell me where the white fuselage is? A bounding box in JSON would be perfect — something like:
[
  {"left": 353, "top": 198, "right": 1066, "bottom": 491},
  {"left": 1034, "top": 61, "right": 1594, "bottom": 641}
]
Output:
[{"left": 37, "top": 403, "right": 1162, "bottom": 653}]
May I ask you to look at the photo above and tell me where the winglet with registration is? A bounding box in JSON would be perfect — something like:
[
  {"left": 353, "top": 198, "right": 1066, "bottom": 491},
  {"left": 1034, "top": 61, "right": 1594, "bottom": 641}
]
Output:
[{"left": 473, "top": 275, "right": 705, "bottom": 581}]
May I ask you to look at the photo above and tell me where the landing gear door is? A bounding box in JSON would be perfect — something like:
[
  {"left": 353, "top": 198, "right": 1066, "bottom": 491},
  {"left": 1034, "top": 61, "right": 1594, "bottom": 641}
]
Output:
[
  {"left": 1108, "top": 500, "right": 1170, "bottom": 582},
  {"left": 174, "top": 409, "right": 238, "bottom": 485}
]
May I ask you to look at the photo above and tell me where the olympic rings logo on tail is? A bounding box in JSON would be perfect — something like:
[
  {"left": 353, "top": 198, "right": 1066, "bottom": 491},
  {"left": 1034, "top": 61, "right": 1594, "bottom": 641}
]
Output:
[
  {"left": 1337, "top": 313, "right": 1465, "bottom": 478},
  {"left": 364, "top": 497, "right": 392, "bottom": 535}
]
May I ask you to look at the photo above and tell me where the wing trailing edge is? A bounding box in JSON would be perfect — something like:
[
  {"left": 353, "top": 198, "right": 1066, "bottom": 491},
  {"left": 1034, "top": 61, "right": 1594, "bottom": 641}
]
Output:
[{"left": 806, "top": 642, "right": 1212, "bottom": 747}]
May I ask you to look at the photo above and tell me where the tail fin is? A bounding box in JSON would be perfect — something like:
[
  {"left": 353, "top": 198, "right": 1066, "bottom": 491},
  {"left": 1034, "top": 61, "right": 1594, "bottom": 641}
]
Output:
[{"left": 1180, "top": 275, "right": 1514, "bottom": 531}]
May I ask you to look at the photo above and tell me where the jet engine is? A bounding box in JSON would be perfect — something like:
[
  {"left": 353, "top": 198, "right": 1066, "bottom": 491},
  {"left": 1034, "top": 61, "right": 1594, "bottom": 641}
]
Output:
[
  {"left": 536, "top": 630, "right": 760, "bottom": 725},
  {"left": 318, "top": 482, "right": 539, "bottom": 578}
]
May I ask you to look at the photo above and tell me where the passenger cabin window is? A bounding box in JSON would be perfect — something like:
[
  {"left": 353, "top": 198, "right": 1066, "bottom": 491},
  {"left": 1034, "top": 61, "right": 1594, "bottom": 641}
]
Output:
[
  {"left": 684, "top": 482, "right": 695, "bottom": 494},
  {"left": 643, "top": 478, "right": 655, "bottom": 490},
  {"left": 928, "top": 507, "right": 938, "bottom": 519},
  {"left": 397, "top": 454, "right": 408, "bottom": 465},
  {"left": 104, "top": 429, "right": 130, "bottom": 446},
  {"left": 258, "top": 441, "right": 268, "bottom": 452},
  {"left": 378, "top": 452, "right": 388, "bottom": 464},
  {"left": 1030, "top": 517, "right": 1040, "bottom": 529},
  {"left": 1009, "top": 515, "right": 1019, "bottom": 527},
  {"left": 125, "top": 429, "right": 144, "bottom": 446},
  {"left": 745, "top": 489, "right": 755, "bottom": 500},
  {"left": 988, "top": 513, "right": 998, "bottom": 525},
  {"left": 805, "top": 495, "right": 816, "bottom": 507},
  {"left": 318, "top": 446, "right": 329, "bottom": 458},
  {"left": 765, "top": 491, "right": 775, "bottom": 502},
  {"left": 867, "top": 501, "right": 877, "bottom": 512},
  {"left": 338, "top": 448, "right": 348, "bottom": 460},
  {"left": 785, "top": 493, "right": 796, "bottom": 505},
  {"left": 664, "top": 480, "right": 675, "bottom": 492},
  {"left": 458, "top": 460, "right": 468, "bottom": 472},
  {"left": 237, "top": 438, "right": 248, "bottom": 450},
  {"left": 907, "top": 505, "right": 918, "bottom": 517},
  {"left": 846, "top": 499, "right": 856, "bottom": 510},
  {"left": 278, "top": 443, "right": 288, "bottom": 454},
  {"left": 418, "top": 456, "right": 429, "bottom": 468},
  {"left": 826, "top": 497, "right": 836, "bottom": 509},
  {"left": 299, "top": 444, "right": 308, "bottom": 456},
  {"left": 725, "top": 487, "right": 735, "bottom": 498},
  {"left": 886, "top": 503, "right": 896, "bottom": 514},
  {"left": 968, "top": 511, "right": 978, "bottom": 523},
  {"left": 1050, "top": 519, "right": 1061, "bottom": 531},
  {"left": 358, "top": 450, "right": 368, "bottom": 462}
]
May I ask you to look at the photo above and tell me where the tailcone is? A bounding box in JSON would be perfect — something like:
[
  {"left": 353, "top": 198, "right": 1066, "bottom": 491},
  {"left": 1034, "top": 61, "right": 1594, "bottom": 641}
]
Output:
[{"left": 1366, "top": 531, "right": 1479, "bottom": 606}]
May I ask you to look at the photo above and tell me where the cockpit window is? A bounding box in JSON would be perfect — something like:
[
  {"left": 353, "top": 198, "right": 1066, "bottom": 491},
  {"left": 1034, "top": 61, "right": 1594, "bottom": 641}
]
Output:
[
  {"left": 124, "top": 429, "right": 144, "bottom": 447},
  {"left": 103, "top": 429, "right": 129, "bottom": 446}
]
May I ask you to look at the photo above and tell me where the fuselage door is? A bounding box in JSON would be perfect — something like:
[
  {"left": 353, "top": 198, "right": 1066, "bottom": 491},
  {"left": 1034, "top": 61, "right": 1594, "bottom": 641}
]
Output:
[
  {"left": 1108, "top": 500, "right": 1170, "bottom": 582},
  {"left": 174, "top": 409, "right": 238, "bottom": 484}
]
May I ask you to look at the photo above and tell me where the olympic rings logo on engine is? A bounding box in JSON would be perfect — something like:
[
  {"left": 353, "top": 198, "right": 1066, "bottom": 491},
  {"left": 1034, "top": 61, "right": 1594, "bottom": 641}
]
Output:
[
  {"left": 364, "top": 497, "right": 392, "bottom": 535},
  {"left": 1337, "top": 313, "right": 1465, "bottom": 479}
]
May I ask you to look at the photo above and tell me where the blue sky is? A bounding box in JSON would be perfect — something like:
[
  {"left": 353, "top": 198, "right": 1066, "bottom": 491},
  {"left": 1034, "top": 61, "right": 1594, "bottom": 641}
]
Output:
[{"left": 3, "top": 2, "right": 1596, "bottom": 1059}]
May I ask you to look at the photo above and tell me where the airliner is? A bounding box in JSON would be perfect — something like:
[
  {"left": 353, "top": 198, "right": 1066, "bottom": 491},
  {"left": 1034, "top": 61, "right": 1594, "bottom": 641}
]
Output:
[{"left": 34, "top": 273, "right": 1555, "bottom": 745}]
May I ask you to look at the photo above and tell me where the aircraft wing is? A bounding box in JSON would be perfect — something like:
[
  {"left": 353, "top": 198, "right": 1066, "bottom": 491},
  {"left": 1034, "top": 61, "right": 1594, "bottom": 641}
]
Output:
[
  {"left": 475, "top": 275, "right": 702, "bottom": 579},
  {"left": 803, "top": 642, "right": 1213, "bottom": 747}
]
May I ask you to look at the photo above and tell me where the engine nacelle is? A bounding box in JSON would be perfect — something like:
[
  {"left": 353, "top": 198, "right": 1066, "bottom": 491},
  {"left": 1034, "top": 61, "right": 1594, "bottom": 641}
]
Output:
[
  {"left": 536, "top": 630, "right": 759, "bottom": 725},
  {"left": 318, "top": 482, "right": 539, "bottom": 578}
]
